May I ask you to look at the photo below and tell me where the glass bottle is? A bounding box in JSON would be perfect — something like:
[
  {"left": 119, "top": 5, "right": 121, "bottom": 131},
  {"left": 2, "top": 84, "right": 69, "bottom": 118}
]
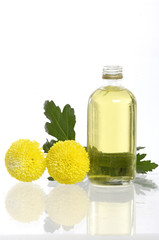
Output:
[{"left": 87, "top": 66, "right": 137, "bottom": 185}]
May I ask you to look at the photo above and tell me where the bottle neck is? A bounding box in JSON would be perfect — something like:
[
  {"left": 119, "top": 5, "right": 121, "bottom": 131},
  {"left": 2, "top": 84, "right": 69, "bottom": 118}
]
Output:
[
  {"left": 102, "top": 79, "right": 122, "bottom": 87},
  {"left": 102, "top": 66, "right": 123, "bottom": 87}
]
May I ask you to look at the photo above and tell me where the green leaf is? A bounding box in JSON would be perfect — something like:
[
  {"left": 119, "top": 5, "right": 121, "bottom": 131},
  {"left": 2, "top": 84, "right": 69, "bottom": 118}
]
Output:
[
  {"left": 88, "top": 146, "right": 158, "bottom": 175},
  {"left": 136, "top": 147, "right": 158, "bottom": 173},
  {"left": 43, "top": 139, "right": 57, "bottom": 153},
  {"left": 44, "top": 101, "right": 76, "bottom": 141},
  {"left": 88, "top": 147, "right": 135, "bottom": 177},
  {"left": 136, "top": 159, "right": 158, "bottom": 174},
  {"left": 48, "top": 176, "right": 55, "bottom": 181},
  {"left": 137, "top": 153, "right": 147, "bottom": 161},
  {"left": 136, "top": 146, "right": 145, "bottom": 151}
]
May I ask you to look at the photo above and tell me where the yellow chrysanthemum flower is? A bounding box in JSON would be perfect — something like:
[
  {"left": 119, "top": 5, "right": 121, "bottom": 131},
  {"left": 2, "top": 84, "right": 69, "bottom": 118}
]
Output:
[
  {"left": 46, "top": 140, "right": 90, "bottom": 184},
  {"left": 5, "top": 139, "right": 46, "bottom": 182}
]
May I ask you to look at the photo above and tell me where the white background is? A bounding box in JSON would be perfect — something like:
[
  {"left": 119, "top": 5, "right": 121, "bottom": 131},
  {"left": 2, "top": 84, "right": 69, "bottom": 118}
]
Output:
[{"left": 0, "top": 0, "right": 159, "bottom": 174}]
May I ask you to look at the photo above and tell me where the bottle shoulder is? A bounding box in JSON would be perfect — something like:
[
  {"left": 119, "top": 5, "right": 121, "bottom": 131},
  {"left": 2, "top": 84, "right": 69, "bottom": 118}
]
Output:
[{"left": 89, "top": 86, "right": 136, "bottom": 105}]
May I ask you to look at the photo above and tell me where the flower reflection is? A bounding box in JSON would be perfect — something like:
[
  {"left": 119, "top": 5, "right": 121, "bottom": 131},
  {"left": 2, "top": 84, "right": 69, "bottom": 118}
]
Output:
[
  {"left": 46, "top": 184, "right": 89, "bottom": 227},
  {"left": 5, "top": 183, "right": 45, "bottom": 223},
  {"left": 88, "top": 184, "right": 135, "bottom": 236}
]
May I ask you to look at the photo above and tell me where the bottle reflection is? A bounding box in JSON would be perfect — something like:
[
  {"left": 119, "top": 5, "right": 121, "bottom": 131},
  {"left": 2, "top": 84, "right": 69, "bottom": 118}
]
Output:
[
  {"left": 5, "top": 183, "right": 45, "bottom": 223},
  {"left": 88, "top": 184, "right": 135, "bottom": 236},
  {"left": 46, "top": 184, "right": 89, "bottom": 227}
]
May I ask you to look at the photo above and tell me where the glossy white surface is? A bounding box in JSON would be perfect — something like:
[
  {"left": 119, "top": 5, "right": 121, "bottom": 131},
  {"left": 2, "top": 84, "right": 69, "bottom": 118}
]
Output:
[{"left": 0, "top": 172, "right": 159, "bottom": 240}]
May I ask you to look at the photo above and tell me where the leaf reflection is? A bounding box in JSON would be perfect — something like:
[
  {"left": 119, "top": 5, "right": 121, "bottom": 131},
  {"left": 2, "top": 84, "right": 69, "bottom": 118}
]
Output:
[{"left": 134, "top": 175, "right": 158, "bottom": 195}]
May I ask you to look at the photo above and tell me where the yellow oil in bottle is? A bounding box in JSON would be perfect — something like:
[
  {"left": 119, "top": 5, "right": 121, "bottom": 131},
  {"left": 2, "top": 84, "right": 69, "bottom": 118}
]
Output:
[{"left": 87, "top": 66, "right": 137, "bottom": 185}]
